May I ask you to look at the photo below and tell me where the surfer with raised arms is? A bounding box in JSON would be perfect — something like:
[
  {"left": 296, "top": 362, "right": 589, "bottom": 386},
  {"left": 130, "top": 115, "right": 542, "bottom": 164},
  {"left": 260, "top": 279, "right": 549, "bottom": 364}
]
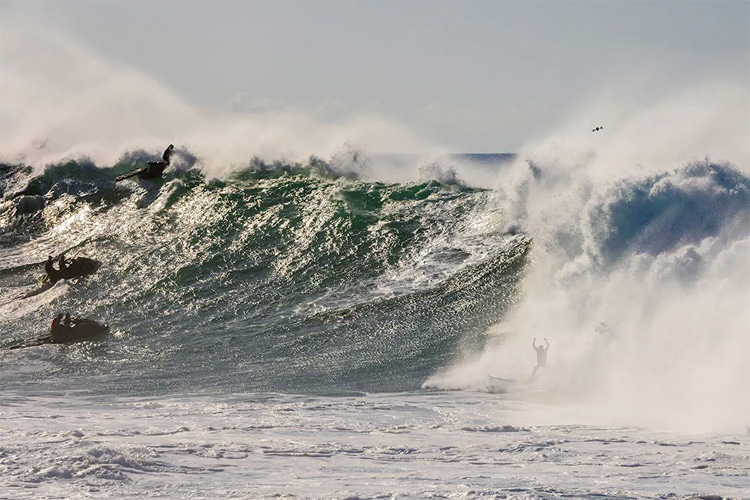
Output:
[{"left": 531, "top": 337, "right": 549, "bottom": 377}]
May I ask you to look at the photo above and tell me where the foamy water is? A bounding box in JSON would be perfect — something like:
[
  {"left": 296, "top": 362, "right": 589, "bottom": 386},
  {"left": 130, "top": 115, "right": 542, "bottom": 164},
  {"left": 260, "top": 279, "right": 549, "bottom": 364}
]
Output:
[{"left": 2, "top": 390, "right": 748, "bottom": 499}]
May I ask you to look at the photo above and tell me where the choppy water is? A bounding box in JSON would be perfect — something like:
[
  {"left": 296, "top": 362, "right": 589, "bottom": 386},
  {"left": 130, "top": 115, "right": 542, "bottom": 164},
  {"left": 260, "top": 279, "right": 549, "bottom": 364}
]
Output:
[
  {"left": 2, "top": 391, "right": 748, "bottom": 499},
  {"left": 1, "top": 153, "right": 528, "bottom": 395}
]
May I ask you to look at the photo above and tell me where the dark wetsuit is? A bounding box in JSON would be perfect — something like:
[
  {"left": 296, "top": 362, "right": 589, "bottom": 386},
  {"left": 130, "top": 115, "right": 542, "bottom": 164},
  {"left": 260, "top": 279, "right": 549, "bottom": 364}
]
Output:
[
  {"left": 51, "top": 324, "right": 74, "bottom": 343},
  {"left": 51, "top": 315, "right": 77, "bottom": 343},
  {"left": 45, "top": 257, "right": 60, "bottom": 285},
  {"left": 141, "top": 145, "right": 174, "bottom": 179}
]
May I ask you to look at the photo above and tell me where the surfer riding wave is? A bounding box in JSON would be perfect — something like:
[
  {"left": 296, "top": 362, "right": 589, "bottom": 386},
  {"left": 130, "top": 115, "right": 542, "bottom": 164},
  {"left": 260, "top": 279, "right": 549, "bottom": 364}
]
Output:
[
  {"left": 115, "top": 144, "right": 174, "bottom": 182},
  {"left": 142, "top": 144, "right": 174, "bottom": 179}
]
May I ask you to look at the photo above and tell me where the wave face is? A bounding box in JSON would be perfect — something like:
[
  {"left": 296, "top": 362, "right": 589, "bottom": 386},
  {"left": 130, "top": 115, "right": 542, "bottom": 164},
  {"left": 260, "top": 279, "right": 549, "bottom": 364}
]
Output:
[
  {"left": 2, "top": 149, "right": 748, "bottom": 427},
  {"left": 0, "top": 154, "right": 528, "bottom": 395}
]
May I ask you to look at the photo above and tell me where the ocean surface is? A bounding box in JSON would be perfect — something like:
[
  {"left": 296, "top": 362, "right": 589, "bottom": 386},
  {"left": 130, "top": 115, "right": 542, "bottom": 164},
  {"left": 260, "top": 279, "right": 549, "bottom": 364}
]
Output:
[{"left": 1, "top": 151, "right": 749, "bottom": 499}]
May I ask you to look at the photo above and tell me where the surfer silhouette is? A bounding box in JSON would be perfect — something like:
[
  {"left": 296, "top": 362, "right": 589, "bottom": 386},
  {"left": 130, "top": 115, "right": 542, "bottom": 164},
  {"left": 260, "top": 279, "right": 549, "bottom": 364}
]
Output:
[
  {"left": 50, "top": 313, "right": 68, "bottom": 341},
  {"left": 142, "top": 144, "right": 174, "bottom": 179},
  {"left": 45, "top": 256, "right": 61, "bottom": 285},
  {"left": 58, "top": 253, "right": 69, "bottom": 272},
  {"left": 50, "top": 312, "right": 78, "bottom": 343},
  {"left": 162, "top": 144, "right": 174, "bottom": 163},
  {"left": 115, "top": 144, "right": 175, "bottom": 182},
  {"left": 532, "top": 337, "right": 549, "bottom": 377},
  {"left": 51, "top": 313, "right": 63, "bottom": 331}
]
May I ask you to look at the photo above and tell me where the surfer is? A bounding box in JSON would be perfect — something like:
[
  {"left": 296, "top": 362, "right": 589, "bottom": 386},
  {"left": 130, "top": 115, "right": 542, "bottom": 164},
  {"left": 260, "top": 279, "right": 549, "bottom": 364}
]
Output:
[
  {"left": 58, "top": 253, "right": 69, "bottom": 272},
  {"left": 50, "top": 312, "right": 84, "bottom": 343},
  {"left": 51, "top": 313, "right": 63, "bottom": 331},
  {"left": 142, "top": 144, "right": 174, "bottom": 178},
  {"left": 45, "top": 256, "right": 61, "bottom": 285},
  {"left": 115, "top": 144, "right": 175, "bottom": 182},
  {"left": 162, "top": 144, "right": 174, "bottom": 163},
  {"left": 531, "top": 337, "right": 549, "bottom": 377},
  {"left": 50, "top": 312, "right": 70, "bottom": 342}
]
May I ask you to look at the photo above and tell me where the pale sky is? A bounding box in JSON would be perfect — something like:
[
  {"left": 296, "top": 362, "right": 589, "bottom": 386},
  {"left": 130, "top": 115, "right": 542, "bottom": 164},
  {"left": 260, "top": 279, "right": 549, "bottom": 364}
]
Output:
[{"left": 1, "top": 0, "right": 749, "bottom": 154}]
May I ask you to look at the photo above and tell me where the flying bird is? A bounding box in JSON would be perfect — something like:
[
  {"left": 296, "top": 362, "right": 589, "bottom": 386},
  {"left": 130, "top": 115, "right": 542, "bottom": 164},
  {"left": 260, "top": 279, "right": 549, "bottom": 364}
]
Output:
[{"left": 592, "top": 126, "right": 604, "bottom": 132}]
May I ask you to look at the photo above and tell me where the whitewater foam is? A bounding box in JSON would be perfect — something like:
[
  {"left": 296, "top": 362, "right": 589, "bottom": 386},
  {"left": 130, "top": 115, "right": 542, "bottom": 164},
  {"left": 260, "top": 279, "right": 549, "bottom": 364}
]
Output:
[
  {"left": 429, "top": 132, "right": 750, "bottom": 432},
  {"left": 2, "top": 391, "right": 748, "bottom": 499}
]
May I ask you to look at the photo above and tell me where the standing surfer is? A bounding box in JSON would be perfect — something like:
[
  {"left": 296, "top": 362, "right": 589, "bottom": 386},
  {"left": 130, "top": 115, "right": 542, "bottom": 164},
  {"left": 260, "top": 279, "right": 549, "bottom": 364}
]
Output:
[
  {"left": 531, "top": 337, "right": 549, "bottom": 377},
  {"left": 161, "top": 144, "right": 174, "bottom": 164},
  {"left": 142, "top": 144, "right": 174, "bottom": 178},
  {"left": 115, "top": 144, "right": 175, "bottom": 182}
]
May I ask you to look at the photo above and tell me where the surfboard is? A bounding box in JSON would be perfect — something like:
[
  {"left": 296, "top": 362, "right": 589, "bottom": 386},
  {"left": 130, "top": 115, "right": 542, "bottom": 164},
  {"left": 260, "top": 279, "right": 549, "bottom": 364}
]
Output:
[
  {"left": 8, "top": 337, "right": 53, "bottom": 350},
  {"left": 486, "top": 375, "right": 516, "bottom": 394},
  {"left": 8, "top": 319, "right": 109, "bottom": 349},
  {"left": 21, "top": 280, "right": 53, "bottom": 299},
  {"left": 115, "top": 167, "right": 147, "bottom": 182},
  {"left": 116, "top": 162, "right": 169, "bottom": 182}
]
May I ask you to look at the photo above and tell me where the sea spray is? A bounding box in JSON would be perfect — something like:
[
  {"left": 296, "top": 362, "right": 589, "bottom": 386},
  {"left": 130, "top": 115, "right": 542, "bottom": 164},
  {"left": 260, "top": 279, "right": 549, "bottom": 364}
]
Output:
[
  {"left": 0, "top": 24, "right": 442, "bottom": 179},
  {"left": 426, "top": 89, "right": 750, "bottom": 430}
]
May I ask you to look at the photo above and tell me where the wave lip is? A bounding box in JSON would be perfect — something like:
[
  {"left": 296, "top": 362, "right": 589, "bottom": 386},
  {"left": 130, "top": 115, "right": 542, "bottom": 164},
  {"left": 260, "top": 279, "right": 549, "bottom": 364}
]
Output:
[{"left": 588, "top": 160, "right": 750, "bottom": 266}]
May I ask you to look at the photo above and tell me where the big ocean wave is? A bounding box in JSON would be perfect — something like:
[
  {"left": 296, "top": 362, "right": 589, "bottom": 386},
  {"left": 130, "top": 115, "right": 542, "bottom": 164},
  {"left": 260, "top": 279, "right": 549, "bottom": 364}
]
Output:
[
  {"left": 0, "top": 153, "right": 529, "bottom": 395},
  {"left": 2, "top": 135, "right": 750, "bottom": 429},
  {"left": 1, "top": 147, "right": 748, "bottom": 415},
  {"left": 2, "top": 31, "right": 747, "bottom": 417}
]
